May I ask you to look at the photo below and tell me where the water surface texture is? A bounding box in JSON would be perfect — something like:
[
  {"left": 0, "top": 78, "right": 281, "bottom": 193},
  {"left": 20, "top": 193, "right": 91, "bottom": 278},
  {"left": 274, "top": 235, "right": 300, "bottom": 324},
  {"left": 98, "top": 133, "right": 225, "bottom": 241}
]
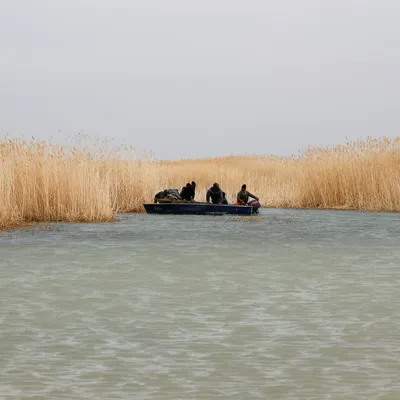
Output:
[{"left": 1, "top": 209, "right": 400, "bottom": 399}]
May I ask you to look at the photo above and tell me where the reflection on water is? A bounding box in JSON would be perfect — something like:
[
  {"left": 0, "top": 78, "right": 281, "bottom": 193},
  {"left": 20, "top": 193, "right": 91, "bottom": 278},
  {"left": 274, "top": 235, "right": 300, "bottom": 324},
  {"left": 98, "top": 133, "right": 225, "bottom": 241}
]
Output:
[{"left": 1, "top": 209, "right": 400, "bottom": 399}]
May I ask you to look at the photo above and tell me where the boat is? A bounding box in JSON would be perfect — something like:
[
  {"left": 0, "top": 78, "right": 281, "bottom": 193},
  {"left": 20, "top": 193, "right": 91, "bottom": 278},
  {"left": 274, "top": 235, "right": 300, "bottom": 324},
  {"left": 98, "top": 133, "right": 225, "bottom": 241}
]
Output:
[{"left": 143, "top": 202, "right": 255, "bottom": 216}]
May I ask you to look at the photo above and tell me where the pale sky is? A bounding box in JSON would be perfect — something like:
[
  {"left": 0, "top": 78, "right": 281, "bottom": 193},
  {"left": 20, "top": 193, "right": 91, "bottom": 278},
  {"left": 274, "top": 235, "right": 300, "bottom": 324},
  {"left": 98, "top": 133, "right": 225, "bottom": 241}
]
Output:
[{"left": 1, "top": 0, "right": 399, "bottom": 159}]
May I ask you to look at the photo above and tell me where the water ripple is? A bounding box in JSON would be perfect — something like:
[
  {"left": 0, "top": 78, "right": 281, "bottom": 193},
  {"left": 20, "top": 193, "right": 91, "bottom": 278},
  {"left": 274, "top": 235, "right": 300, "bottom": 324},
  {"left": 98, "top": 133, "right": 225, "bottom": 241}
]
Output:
[{"left": 1, "top": 209, "right": 400, "bottom": 399}]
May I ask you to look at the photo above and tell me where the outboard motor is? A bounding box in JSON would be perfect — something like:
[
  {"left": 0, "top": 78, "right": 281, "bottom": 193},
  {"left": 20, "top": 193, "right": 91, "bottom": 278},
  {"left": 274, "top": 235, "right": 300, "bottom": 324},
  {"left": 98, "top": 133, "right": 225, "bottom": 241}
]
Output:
[{"left": 248, "top": 199, "right": 261, "bottom": 214}]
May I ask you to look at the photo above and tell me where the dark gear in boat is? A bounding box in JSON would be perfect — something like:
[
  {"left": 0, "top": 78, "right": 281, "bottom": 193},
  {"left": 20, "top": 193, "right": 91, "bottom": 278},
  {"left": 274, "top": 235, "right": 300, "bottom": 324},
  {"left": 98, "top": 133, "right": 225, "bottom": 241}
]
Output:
[
  {"left": 154, "top": 188, "right": 182, "bottom": 203},
  {"left": 154, "top": 190, "right": 166, "bottom": 203}
]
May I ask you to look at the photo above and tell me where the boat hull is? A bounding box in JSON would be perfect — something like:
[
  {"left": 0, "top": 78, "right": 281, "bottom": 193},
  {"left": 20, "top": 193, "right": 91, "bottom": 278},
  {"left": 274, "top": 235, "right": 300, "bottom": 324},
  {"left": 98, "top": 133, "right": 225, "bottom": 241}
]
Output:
[{"left": 144, "top": 203, "right": 254, "bottom": 216}]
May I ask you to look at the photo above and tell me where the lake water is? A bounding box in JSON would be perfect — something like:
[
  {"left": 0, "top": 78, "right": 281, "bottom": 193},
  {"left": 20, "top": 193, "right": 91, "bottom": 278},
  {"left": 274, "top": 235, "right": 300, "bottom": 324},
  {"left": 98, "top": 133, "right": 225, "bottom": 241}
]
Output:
[{"left": 1, "top": 209, "right": 400, "bottom": 400}]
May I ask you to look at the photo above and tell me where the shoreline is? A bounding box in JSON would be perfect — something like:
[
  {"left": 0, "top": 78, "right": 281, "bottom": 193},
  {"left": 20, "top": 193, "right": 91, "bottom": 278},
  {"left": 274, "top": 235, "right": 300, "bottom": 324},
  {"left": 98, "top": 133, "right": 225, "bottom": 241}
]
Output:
[{"left": 2, "top": 205, "right": 398, "bottom": 232}]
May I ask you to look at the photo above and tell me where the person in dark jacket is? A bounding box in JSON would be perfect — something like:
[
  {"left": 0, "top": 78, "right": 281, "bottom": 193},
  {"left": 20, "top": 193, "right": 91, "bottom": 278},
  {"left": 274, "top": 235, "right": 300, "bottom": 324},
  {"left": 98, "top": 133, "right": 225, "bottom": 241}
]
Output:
[
  {"left": 236, "top": 184, "right": 259, "bottom": 205},
  {"left": 180, "top": 183, "right": 191, "bottom": 200},
  {"left": 206, "top": 183, "right": 224, "bottom": 204},
  {"left": 191, "top": 181, "right": 196, "bottom": 199},
  {"left": 180, "top": 181, "right": 196, "bottom": 201}
]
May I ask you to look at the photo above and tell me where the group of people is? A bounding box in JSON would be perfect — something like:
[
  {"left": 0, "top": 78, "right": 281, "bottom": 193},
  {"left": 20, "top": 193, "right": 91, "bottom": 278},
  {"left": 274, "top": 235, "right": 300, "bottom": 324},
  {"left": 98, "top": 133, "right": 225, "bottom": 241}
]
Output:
[
  {"left": 179, "top": 181, "right": 197, "bottom": 201},
  {"left": 179, "top": 181, "right": 259, "bottom": 205}
]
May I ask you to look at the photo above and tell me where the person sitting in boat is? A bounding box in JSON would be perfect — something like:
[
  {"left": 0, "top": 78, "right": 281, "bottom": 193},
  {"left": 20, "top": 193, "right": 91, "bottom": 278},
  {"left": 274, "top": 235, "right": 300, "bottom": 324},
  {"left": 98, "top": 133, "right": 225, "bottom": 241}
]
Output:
[
  {"left": 191, "top": 181, "right": 196, "bottom": 199},
  {"left": 236, "top": 184, "right": 259, "bottom": 205},
  {"left": 180, "top": 183, "right": 191, "bottom": 200},
  {"left": 206, "top": 183, "right": 225, "bottom": 204},
  {"left": 180, "top": 182, "right": 196, "bottom": 201}
]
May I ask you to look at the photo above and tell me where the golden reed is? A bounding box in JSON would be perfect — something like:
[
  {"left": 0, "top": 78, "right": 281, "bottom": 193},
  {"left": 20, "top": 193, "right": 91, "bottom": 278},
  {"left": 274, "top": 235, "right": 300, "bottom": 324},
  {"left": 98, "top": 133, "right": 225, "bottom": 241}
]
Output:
[{"left": 1, "top": 135, "right": 400, "bottom": 229}]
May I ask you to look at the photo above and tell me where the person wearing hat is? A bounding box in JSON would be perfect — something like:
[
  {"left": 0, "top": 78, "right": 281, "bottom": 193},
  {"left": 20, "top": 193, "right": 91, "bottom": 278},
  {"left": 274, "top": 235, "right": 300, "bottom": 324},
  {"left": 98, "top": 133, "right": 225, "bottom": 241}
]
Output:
[
  {"left": 236, "top": 184, "right": 258, "bottom": 205},
  {"left": 206, "top": 183, "right": 225, "bottom": 204}
]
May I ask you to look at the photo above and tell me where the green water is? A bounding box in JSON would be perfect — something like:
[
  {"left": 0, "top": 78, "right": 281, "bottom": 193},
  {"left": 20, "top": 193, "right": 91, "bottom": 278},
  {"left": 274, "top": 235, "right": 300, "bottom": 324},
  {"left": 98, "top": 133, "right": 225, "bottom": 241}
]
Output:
[{"left": 1, "top": 209, "right": 399, "bottom": 399}]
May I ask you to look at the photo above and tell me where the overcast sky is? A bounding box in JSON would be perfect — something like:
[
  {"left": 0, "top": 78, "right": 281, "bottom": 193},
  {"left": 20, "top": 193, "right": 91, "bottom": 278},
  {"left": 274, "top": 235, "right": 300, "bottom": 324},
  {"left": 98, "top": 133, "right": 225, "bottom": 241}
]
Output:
[{"left": 1, "top": 0, "right": 399, "bottom": 159}]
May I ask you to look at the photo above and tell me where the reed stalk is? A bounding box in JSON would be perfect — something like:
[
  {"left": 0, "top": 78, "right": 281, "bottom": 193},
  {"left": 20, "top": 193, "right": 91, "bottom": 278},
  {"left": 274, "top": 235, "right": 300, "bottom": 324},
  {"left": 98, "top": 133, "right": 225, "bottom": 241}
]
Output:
[{"left": 1, "top": 136, "right": 400, "bottom": 229}]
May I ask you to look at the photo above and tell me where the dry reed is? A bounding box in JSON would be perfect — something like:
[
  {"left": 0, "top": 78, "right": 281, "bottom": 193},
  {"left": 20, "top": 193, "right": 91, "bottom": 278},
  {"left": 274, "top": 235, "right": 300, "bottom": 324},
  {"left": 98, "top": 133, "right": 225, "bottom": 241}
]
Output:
[{"left": 1, "top": 135, "right": 400, "bottom": 229}]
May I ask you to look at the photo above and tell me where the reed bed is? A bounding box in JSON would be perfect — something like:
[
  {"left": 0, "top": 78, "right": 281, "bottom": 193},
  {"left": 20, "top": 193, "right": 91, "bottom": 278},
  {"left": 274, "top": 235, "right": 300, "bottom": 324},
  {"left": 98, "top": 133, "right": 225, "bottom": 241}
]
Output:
[{"left": 1, "top": 135, "right": 400, "bottom": 229}]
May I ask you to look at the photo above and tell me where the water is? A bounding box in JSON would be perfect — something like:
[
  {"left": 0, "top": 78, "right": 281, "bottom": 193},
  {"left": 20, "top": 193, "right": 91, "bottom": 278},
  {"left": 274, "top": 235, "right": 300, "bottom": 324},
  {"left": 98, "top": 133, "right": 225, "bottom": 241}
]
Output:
[{"left": 1, "top": 209, "right": 400, "bottom": 400}]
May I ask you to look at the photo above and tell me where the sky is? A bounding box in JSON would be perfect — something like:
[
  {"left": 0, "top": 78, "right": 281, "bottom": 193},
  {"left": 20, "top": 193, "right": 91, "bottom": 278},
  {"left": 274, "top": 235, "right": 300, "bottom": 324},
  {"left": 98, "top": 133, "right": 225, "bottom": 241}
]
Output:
[{"left": 1, "top": 0, "right": 400, "bottom": 160}]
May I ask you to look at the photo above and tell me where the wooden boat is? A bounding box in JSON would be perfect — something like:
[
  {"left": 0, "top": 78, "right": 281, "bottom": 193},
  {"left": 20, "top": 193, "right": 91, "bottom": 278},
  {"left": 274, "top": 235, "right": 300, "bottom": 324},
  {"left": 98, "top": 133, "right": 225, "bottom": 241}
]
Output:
[{"left": 143, "top": 202, "right": 254, "bottom": 216}]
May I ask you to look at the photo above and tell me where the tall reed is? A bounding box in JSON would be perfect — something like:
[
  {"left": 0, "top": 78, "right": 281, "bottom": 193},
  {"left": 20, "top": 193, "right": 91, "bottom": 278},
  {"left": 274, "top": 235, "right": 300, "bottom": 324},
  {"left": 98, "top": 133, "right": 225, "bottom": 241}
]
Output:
[{"left": 1, "top": 135, "right": 400, "bottom": 229}]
